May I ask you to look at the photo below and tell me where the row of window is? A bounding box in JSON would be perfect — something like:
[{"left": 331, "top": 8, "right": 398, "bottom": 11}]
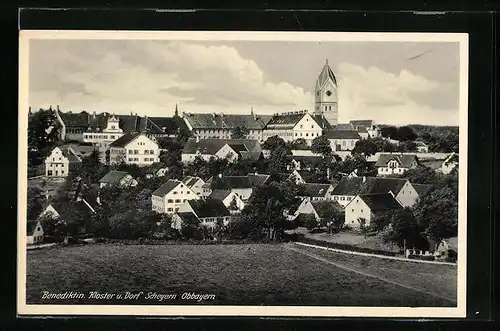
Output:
[
  {"left": 127, "top": 149, "right": 155, "bottom": 154},
  {"left": 48, "top": 163, "right": 66, "bottom": 168},
  {"left": 333, "top": 196, "right": 353, "bottom": 201},
  {"left": 83, "top": 134, "right": 119, "bottom": 140},
  {"left": 166, "top": 199, "right": 187, "bottom": 203},
  {"left": 47, "top": 170, "right": 64, "bottom": 175},
  {"left": 128, "top": 157, "right": 156, "bottom": 162},
  {"left": 298, "top": 124, "right": 316, "bottom": 129},
  {"left": 51, "top": 157, "right": 62, "bottom": 162}
]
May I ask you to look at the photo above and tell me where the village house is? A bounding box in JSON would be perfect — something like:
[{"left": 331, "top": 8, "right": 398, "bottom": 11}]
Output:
[
  {"left": 144, "top": 162, "right": 169, "bottom": 179},
  {"left": 99, "top": 171, "right": 138, "bottom": 189},
  {"left": 375, "top": 153, "right": 418, "bottom": 176},
  {"left": 415, "top": 140, "right": 429, "bottom": 153},
  {"left": 246, "top": 173, "right": 271, "bottom": 188},
  {"left": 286, "top": 169, "right": 307, "bottom": 185},
  {"left": 344, "top": 193, "right": 403, "bottom": 229},
  {"left": 182, "top": 111, "right": 273, "bottom": 141},
  {"left": 54, "top": 106, "right": 188, "bottom": 142},
  {"left": 208, "top": 189, "right": 245, "bottom": 213},
  {"left": 170, "top": 212, "right": 201, "bottom": 231},
  {"left": 286, "top": 153, "right": 325, "bottom": 171},
  {"left": 262, "top": 111, "right": 323, "bottom": 145},
  {"left": 108, "top": 133, "right": 160, "bottom": 166},
  {"left": 176, "top": 199, "right": 232, "bottom": 229},
  {"left": 27, "top": 220, "right": 44, "bottom": 245},
  {"left": 210, "top": 175, "right": 255, "bottom": 201},
  {"left": 181, "top": 138, "right": 262, "bottom": 163},
  {"left": 181, "top": 176, "right": 206, "bottom": 196},
  {"left": 291, "top": 199, "right": 343, "bottom": 224},
  {"left": 82, "top": 114, "right": 124, "bottom": 151},
  {"left": 441, "top": 152, "right": 458, "bottom": 174},
  {"left": 298, "top": 183, "right": 335, "bottom": 201},
  {"left": 349, "top": 120, "right": 381, "bottom": 138},
  {"left": 45, "top": 146, "right": 82, "bottom": 177},
  {"left": 151, "top": 179, "right": 200, "bottom": 214},
  {"left": 331, "top": 176, "right": 421, "bottom": 208},
  {"left": 37, "top": 200, "right": 96, "bottom": 238},
  {"left": 325, "top": 130, "right": 361, "bottom": 151}
]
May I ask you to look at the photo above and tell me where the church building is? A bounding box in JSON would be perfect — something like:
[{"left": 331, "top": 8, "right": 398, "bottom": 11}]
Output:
[{"left": 314, "top": 60, "right": 339, "bottom": 127}]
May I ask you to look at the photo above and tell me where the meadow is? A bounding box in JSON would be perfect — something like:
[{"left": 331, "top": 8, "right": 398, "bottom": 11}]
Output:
[{"left": 26, "top": 243, "right": 456, "bottom": 307}]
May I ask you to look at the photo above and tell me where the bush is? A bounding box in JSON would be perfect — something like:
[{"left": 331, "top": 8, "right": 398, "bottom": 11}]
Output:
[
  {"left": 445, "top": 249, "right": 457, "bottom": 263},
  {"left": 407, "top": 254, "right": 435, "bottom": 261}
]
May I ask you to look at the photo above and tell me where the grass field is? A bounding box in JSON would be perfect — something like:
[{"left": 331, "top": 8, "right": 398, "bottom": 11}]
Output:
[{"left": 26, "top": 243, "right": 456, "bottom": 307}]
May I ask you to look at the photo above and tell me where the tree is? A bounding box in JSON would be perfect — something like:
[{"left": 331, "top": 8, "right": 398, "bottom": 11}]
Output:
[
  {"left": 262, "top": 136, "right": 286, "bottom": 151},
  {"left": 311, "top": 135, "right": 332, "bottom": 156},
  {"left": 231, "top": 126, "right": 250, "bottom": 139},
  {"left": 397, "top": 126, "right": 418, "bottom": 142},
  {"left": 38, "top": 214, "right": 67, "bottom": 243},
  {"left": 304, "top": 214, "right": 319, "bottom": 231},
  {"left": 396, "top": 140, "right": 417, "bottom": 152},
  {"left": 287, "top": 138, "right": 309, "bottom": 150},
  {"left": 381, "top": 208, "right": 423, "bottom": 250},
  {"left": 228, "top": 196, "right": 239, "bottom": 212},
  {"left": 352, "top": 139, "right": 379, "bottom": 156},
  {"left": 28, "top": 108, "right": 61, "bottom": 166},
  {"left": 27, "top": 186, "right": 45, "bottom": 220},
  {"left": 380, "top": 126, "right": 399, "bottom": 140}
]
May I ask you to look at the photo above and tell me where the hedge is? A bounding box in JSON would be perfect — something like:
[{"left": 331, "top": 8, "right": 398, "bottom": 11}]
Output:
[{"left": 294, "top": 236, "right": 399, "bottom": 257}]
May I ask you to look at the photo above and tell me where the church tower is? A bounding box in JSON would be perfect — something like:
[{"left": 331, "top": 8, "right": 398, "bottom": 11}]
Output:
[{"left": 314, "top": 59, "right": 338, "bottom": 126}]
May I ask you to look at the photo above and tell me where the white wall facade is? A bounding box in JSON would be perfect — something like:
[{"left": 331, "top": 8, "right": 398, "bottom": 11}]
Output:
[
  {"left": 45, "top": 147, "right": 70, "bottom": 177},
  {"left": 329, "top": 138, "right": 359, "bottom": 151},
  {"left": 394, "top": 181, "right": 419, "bottom": 208},
  {"left": 292, "top": 113, "right": 323, "bottom": 145},
  {"left": 344, "top": 196, "right": 373, "bottom": 229},
  {"left": 152, "top": 182, "right": 200, "bottom": 214}
]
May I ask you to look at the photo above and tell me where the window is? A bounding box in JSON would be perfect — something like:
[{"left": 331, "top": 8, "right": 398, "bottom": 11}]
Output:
[
  {"left": 128, "top": 149, "right": 133, "bottom": 154},
  {"left": 183, "top": 199, "right": 186, "bottom": 203},
  {"left": 300, "top": 125, "right": 303, "bottom": 128},
  {"left": 306, "top": 133, "right": 309, "bottom": 137},
  {"left": 167, "top": 208, "right": 173, "bottom": 212},
  {"left": 145, "top": 150, "right": 149, "bottom": 154},
  {"left": 167, "top": 199, "right": 173, "bottom": 203},
  {"left": 361, "top": 209, "right": 363, "bottom": 212},
  {"left": 173, "top": 191, "right": 178, "bottom": 195},
  {"left": 341, "top": 197, "right": 345, "bottom": 201},
  {"left": 352, "top": 209, "right": 354, "bottom": 212},
  {"left": 175, "top": 199, "right": 181, "bottom": 203},
  {"left": 134, "top": 150, "right": 139, "bottom": 154},
  {"left": 175, "top": 207, "right": 179, "bottom": 212},
  {"left": 311, "top": 125, "right": 314, "bottom": 129},
  {"left": 150, "top": 150, "right": 154, "bottom": 154}
]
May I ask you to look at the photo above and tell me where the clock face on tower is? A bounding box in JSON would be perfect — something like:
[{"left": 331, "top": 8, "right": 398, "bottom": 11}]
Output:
[{"left": 326, "top": 90, "right": 332, "bottom": 96}]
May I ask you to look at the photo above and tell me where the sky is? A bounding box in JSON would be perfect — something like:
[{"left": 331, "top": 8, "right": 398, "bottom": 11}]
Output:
[{"left": 28, "top": 38, "right": 461, "bottom": 126}]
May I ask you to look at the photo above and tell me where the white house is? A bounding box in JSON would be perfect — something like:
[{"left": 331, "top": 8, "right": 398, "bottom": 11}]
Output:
[
  {"left": 108, "top": 132, "right": 160, "bottom": 166},
  {"left": 177, "top": 198, "right": 232, "bottom": 229},
  {"left": 209, "top": 189, "right": 245, "bottom": 213},
  {"left": 262, "top": 111, "right": 323, "bottom": 145},
  {"left": 375, "top": 153, "right": 418, "bottom": 176},
  {"left": 27, "top": 220, "right": 44, "bottom": 245},
  {"left": 210, "top": 176, "right": 255, "bottom": 201},
  {"left": 151, "top": 179, "right": 200, "bottom": 214},
  {"left": 181, "top": 176, "right": 206, "bottom": 196},
  {"left": 99, "top": 171, "right": 138, "bottom": 189},
  {"left": 441, "top": 153, "right": 458, "bottom": 174},
  {"left": 344, "top": 193, "right": 403, "bottom": 229},
  {"left": 82, "top": 115, "right": 124, "bottom": 151},
  {"left": 326, "top": 130, "right": 361, "bottom": 151},
  {"left": 299, "top": 183, "right": 335, "bottom": 201},
  {"left": 287, "top": 169, "right": 307, "bottom": 185},
  {"left": 291, "top": 199, "right": 343, "bottom": 223},
  {"left": 45, "top": 146, "right": 82, "bottom": 177},
  {"left": 415, "top": 141, "right": 429, "bottom": 153},
  {"left": 331, "top": 176, "right": 421, "bottom": 208},
  {"left": 349, "top": 120, "right": 381, "bottom": 138},
  {"left": 181, "top": 138, "right": 262, "bottom": 163}
]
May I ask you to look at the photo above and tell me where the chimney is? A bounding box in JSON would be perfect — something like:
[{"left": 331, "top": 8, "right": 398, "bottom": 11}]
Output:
[
  {"left": 93, "top": 111, "right": 96, "bottom": 119},
  {"left": 326, "top": 167, "right": 331, "bottom": 179},
  {"left": 218, "top": 173, "right": 222, "bottom": 178},
  {"left": 28, "top": 106, "right": 32, "bottom": 114},
  {"left": 195, "top": 136, "right": 200, "bottom": 143},
  {"left": 362, "top": 176, "right": 366, "bottom": 183},
  {"left": 220, "top": 112, "right": 224, "bottom": 117},
  {"left": 56, "top": 105, "right": 60, "bottom": 111}
]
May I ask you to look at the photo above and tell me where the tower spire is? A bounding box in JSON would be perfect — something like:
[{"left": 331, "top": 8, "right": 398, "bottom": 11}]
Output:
[
  {"left": 174, "top": 103, "right": 179, "bottom": 117},
  {"left": 326, "top": 58, "right": 329, "bottom": 65},
  {"left": 250, "top": 105, "right": 254, "bottom": 115}
]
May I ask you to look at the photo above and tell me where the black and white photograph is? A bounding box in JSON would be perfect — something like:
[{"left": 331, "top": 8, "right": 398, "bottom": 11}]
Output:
[{"left": 18, "top": 31, "right": 468, "bottom": 317}]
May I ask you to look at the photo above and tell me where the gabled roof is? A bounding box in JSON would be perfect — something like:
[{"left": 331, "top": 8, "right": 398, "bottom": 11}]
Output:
[
  {"left": 356, "top": 125, "right": 369, "bottom": 134},
  {"left": 209, "top": 189, "right": 232, "bottom": 200},
  {"left": 148, "top": 116, "right": 189, "bottom": 135},
  {"left": 265, "top": 112, "right": 307, "bottom": 130},
  {"left": 332, "top": 176, "right": 408, "bottom": 196},
  {"left": 58, "top": 146, "right": 82, "bottom": 163},
  {"left": 187, "top": 199, "right": 230, "bottom": 218},
  {"left": 375, "top": 153, "right": 418, "bottom": 168},
  {"left": 175, "top": 212, "right": 200, "bottom": 226},
  {"left": 415, "top": 141, "right": 428, "bottom": 147},
  {"left": 48, "top": 200, "right": 94, "bottom": 222},
  {"left": 108, "top": 132, "right": 143, "bottom": 148},
  {"left": 350, "top": 120, "right": 374, "bottom": 127},
  {"left": 182, "top": 176, "right": 203, "bottom": 188},
  {"left": 310, "top": 200, "right": 344, "bottom": 219},
  {"left": 183, "top": 113, "right": 271, "bottom": 130},
  {"left": 358, "top": 193, "right": 403, "bottom": 212},
  {"left": 239, "top": 151, "right": 263, "bottom": 161},
  {"left": 152, "top": 179, "right": 182, "bottom": 197},
  {"left": 312, "top": 115, "right": 335, "bottom": 131},
  {"left": 325, "top": 130, "right": 361, "bottom": 139},
  {"left": 99, "top": 171, "right": 130, "bottom": 184},
  {"left": 315, "top": 60, "right": 337, "bottom": 89},
  {"left": 413, "top": 183, "right": 432, "bottom": 197},
  {"left": 212, "top": 176, "right": 253, "bottom": 190},
  {"left": 182, "top": 138, "right": 261, "bottom": 155},
  {"left": 333, "top": 123, "right": 355, "bottom": 131},
  {"left": 302, "top": 183, "right": 333, "bottom": 197},
  {"left": 27, "top": 220, "right": 40, "bottom": 236},
  {"left": 246, "top": 173, "right": 270, "bottom": 187}
]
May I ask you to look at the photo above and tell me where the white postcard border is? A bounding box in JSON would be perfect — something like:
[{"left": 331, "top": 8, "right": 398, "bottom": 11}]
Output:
[{"left": 18, "top": 30, "right": 469, "bottom": 318}]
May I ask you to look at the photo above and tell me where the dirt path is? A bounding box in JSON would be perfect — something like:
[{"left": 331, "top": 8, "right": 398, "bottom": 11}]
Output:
[{"left": 285, "top": 244, "right": 456, "bottom": 304}]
